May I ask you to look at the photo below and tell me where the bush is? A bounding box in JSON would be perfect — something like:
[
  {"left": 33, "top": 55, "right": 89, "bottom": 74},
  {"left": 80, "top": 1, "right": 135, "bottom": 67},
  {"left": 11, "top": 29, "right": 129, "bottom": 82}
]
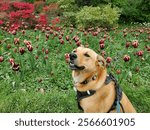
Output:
[
  {"left": 76, "top": 5, "right": 121, "bottom": 29},
  {"left": 57, "top": 0, "right": 78, "bottom": 26},
  {"left": 112, "top": 0, "right": 150, "bottom": 23},
  {"left": 57, "top": 0, "right": 75, "bottom": 11},
  {"left": 0, "top": 1, "right": 38, "bottom": 29}
]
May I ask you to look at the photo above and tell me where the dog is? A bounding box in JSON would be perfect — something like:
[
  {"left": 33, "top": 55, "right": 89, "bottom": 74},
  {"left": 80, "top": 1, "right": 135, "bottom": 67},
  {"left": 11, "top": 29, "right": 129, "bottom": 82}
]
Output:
[{"left": 68, "top": 46, "right": 136, "bottom": 113}]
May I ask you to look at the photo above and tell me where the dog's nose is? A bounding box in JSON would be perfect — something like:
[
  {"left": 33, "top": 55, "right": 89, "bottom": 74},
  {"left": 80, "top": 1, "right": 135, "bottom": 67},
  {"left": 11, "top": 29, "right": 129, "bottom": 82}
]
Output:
[{"left": 69, "top": 53, "right": 77, "bottom": 60}]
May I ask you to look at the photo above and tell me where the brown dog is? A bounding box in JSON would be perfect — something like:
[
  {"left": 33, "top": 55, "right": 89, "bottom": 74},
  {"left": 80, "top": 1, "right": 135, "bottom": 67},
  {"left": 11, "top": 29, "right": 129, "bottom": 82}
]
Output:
[{"left": 68, "top": 46, "right": 136, "bottom": 113}]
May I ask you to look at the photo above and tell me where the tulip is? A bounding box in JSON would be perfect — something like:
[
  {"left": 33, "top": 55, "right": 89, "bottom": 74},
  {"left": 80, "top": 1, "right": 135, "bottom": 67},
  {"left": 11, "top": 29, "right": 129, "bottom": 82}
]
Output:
[
  {"left": 12, "top": 63, "right": 20, "bottom": 71},
  {"left": 125, "top": 42, "right": 130, "bottom": 48},
  {"left": 106, "top": 57, "right": 112, "bottom": 63},
  {"left": 132, "top": 40, "right": 138, "bottom": 48},
  {"left": 76, "top": 41, "right": 81, "bottom": 46},
  {"left": 35, "top": 56, "right": 39, "bottom": 60},
  {"left": 101, "top": 51, "right": 106, "bottom": 57},
  {"left": 136, "top": 50, "right": 143, "bottom": 56},
  {"left": 0, "top": 56, "right": 4, "bottom": 62},
  {"left": 14, "top": 38, "right": 20, "bottom": 45},
  {"left": 27, "top": 45, "right": 33, "bottom": 52},
  {"left": 99, "top": 39, "right": 105, "bottom": 44},
  {"left": 44, "top": 55, "right": 48, "bottom": 60},
  {"left": 7, "top": 44, "right": 11, "bottom": 49},
  {"left": 58, "top": 35, "right": 62, "bottom": 39},
  {"left": 60, "top": 39, "right": 64, "bottom": 44},
  {"left": 100, "top": 44, "right": 105, "bottom": 49},
  {"left": 123, "top": 55, "right": 130, "bottom": 62},
  {"left": 9, "top": 58, "right": 15, "bottom": 65},
  {"left": 66, "top": 35, "right": 69, "bottom": 41},
  {"left": 65, "top": 53, "right": 70, "bottom": 63},
  {"left": 19, "top": 47, "right": 25, "bottom": 55},
  {"left": 45, "top": 49, "right": 49, "bottom": 54}
]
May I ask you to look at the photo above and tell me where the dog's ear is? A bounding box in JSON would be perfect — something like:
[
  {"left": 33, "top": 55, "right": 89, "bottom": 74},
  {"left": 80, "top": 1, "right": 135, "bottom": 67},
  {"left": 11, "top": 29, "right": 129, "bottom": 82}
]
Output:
[{"left": 96, "top": 55, "right": 106, "bottom": 68}]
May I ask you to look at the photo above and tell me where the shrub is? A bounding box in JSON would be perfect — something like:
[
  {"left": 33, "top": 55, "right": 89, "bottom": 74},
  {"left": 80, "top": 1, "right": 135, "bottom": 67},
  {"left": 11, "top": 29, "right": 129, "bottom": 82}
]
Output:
[
  {"left": 57, "top": 0, "right": 76, "bottom": 11},
  {"left": 76, "top": 5, "right": 121, "bottom": 29},
  {"left": 0, "top": 1, "right": 38, "bottom": 29},
  {"left": 112, "top": 0, "right": 150, "bottom": 23},
  {"left": 57, "top": 0, "right": 78, "bottom": 26}
]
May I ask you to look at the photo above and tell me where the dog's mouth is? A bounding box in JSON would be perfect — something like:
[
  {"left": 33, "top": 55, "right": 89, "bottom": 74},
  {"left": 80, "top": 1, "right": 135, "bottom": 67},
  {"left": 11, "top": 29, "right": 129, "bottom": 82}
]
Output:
[{"left": 69, "top": 62, "right": 85, "bottom": 70}]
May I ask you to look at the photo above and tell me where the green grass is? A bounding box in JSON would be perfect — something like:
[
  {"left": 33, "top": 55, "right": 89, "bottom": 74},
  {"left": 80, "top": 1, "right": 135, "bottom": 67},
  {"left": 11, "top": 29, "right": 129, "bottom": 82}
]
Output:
[{"left": 0, "top": 24, "right": 150, "bottom": 112}]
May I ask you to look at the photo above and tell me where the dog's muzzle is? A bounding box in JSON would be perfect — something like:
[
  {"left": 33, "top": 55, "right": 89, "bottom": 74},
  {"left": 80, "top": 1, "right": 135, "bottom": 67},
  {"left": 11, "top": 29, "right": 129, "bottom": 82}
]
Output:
[{"left": 69, "top": 53, "right": 85, "bottom": 70}]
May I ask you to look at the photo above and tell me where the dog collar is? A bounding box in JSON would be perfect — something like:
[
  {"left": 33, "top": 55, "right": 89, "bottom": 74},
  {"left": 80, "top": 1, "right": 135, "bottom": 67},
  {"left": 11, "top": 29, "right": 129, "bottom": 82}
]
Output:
[{"left": 79, "top": 73, "right": 98, "bottom": 85}]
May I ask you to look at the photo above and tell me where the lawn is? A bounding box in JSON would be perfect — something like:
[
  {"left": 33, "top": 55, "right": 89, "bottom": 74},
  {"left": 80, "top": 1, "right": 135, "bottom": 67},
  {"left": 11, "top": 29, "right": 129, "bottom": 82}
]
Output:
[{"left": 0, "top": 24, "right": 150, "bottom": 112}]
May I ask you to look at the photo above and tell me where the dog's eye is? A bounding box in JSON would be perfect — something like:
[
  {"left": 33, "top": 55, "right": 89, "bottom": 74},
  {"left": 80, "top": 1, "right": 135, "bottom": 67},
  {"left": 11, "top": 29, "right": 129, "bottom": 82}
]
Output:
[
  {"left": 73, "top": 49, "right": 77, "bottom": 53},
  {"left": 84, "top": 53, "right": 90, "bottom": 57}
]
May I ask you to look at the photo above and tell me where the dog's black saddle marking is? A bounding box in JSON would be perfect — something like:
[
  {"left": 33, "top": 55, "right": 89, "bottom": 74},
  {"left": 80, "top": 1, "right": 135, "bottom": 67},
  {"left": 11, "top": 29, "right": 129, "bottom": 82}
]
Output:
[{"left": 76, "top": 73, "right": 124, "bottom": 113}]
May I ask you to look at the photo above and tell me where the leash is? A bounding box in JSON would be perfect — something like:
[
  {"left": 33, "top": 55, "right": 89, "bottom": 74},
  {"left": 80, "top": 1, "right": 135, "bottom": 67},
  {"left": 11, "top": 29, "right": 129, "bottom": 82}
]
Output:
[{"left": 75, "top": 73, "right": 125, "bottom": 113}]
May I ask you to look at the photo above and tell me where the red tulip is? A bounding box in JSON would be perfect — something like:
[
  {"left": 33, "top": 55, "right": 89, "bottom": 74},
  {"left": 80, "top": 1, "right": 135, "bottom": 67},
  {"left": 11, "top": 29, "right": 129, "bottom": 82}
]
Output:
[
  {"left": 27, "top": 45, "right": 33, "bottom": 52},
  {"left": 60, "top": 39, "right": 64, "bottom": 44},
  {"left": 14, "top": 38, "right": 20, "bottom": 45},
  {"left": 7, "top": 44, "right": 11, "bottom": 49},
  {"left": 45, "top": 49, "right": 49, "bottom": 54},
  {"left": 0, "top": 56, "right": 4, "bottom": 62},
  {"left": 44, "top": 55, "right": 48, "bottom": 60},
  {"left": 46, "top": 34, "right": 49, "bottom": 39},
  {"left": 35, "top": 56, "right": 39, "bottom": 60},
  {"left": 12, "top": 63, "right": 20, "bottom": 71},
  {"left": 125, "top": 41, "right": 130, "bottom": 48},
  {"left": 103, "top": 34, "right": 107, "bottom": 39},
  {"left": 84, "top": 31, "right": 88, "bottom": 36},
  {"left": 65, "top": 53, "right": 70, "bottom": 63},
  {"left": 9, "top": 58, "right": 15, "bottom": 65},
  {"left": 66, "top": 35, "right": 69, "bottom": 41},
  {"left": 123, "top": 55, "right": 130, "bottom": 62},
  {"left": 100, "top": 44, "right": 105, "bottom": 49},
  {"left": 135, "top": 34, "right": 139, "bottom": 37},
  {"left": 101, "top": 51, "right": 106, "bottom": 57},
  {"left": 11, "top": 30, "right": 16, "bottom": 35},
  {"left": 34, "top": 28, "right": 37, "bottom": 32},
  {"left": 132, "top": 40, "right": 138, "bottom": 48},
  {"left": 93, "top": 31, "right": 98, "bottom": 36},
  {"left": 147, "top": 47, "right": 150, "bottom": 52},
  {"left": 19, "top": 47, "right": 25, "bottom": 55},
  {"left": 99, "top": 39, "right": 105, "bottom": 44},
  {"left": 14, "top": 48, "right": 17, "bottom": 53},
  {"left": 106, "top": 57, "right": 112, "bottom": 63},
  {"left": 75, "top": 37, "right": 79, "bottom": 42},
  {"left": 58, "top": 35, "right": 62, "bottom": 39},
  {"left": 136, "top": 50, "right": 143, "bottom": 56},
  {"left": 76, "top": 41, "right": 81, "bottom": 46},
  {"left": 22, "top": 30, "right": 25, "bottom": 35}
]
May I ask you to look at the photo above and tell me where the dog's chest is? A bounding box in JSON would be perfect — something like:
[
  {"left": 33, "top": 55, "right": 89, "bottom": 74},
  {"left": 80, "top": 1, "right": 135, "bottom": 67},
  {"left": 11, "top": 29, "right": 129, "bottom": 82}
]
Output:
[{"left": 80, "top": 94, "right": 101, "bottom": 112}]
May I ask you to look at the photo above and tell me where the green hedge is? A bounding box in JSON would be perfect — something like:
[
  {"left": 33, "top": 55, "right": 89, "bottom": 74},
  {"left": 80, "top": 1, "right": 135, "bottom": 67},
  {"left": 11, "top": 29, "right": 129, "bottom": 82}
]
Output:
[{"left": 76, "top": 5, "right": 121, "bottom": 29}]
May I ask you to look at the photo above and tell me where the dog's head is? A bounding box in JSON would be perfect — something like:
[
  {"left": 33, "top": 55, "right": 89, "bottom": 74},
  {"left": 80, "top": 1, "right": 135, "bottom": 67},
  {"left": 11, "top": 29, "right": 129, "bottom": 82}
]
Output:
[
  {"left": 68, "top": 46, "right": 106, "bottom": 91},
  {"left": 69, "top": 46, "right": 106, "bottom": 72}
]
